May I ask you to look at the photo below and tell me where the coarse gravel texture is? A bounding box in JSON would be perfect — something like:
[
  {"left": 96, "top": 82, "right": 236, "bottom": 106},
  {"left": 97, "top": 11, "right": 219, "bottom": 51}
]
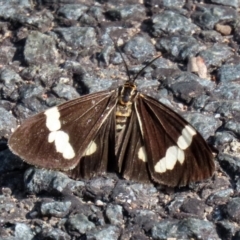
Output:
[{"left": 0, "top": 0, "right": 240, "bottom": 239}]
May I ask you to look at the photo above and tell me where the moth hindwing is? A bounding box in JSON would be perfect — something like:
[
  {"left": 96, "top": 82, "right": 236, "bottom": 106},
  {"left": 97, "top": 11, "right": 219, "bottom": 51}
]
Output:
[{"left": 9, "top": 62, "right": 215, "bottom": 187}]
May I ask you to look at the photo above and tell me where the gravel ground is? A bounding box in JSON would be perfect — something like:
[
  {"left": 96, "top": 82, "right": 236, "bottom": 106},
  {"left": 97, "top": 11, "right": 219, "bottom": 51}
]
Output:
[{"left": 0, "top": 0, "right": 240, "bottom": 239}]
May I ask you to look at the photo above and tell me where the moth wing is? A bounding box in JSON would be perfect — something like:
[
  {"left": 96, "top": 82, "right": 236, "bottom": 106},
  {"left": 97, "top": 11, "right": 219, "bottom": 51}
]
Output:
[
  {"left": 116, "top": 110, "right": 151, "bottom": 182},
  {"left": 136, "top": 95, "right": 214, "bottom": 187},
  {"left": 9, "top": 90, "right": 118, "bottom": 172}
]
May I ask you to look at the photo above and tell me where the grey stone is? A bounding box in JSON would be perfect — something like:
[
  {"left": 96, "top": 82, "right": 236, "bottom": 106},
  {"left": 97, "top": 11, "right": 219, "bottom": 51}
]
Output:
[
  {"left": 156, "top": 36, "right": 205, "bottom": 61},
  {"left": 160, "top": 0, "right": 185, "bottom": 8},
  {"left": 15, "top": 223, "right": 34, "bottom": 240},
  {"left": 199, "top": 43, "right": 233, "bottom": 67},
  {"left": 152, "top": 10, "right": 199, "bottom": 36},
  {"left": 207, "top": 189, "right": 234, "bottom": 205},
  {"left": 217, "top": 63, "right": 240, "bottom": 82},
  {"left": 210, "top": 0, "right": 238, "bottom": 8},
  {"left": 52, "top": 83, "right": 80, "bottom": 100},
  {"left": 151, "top": 218, "right": 219, "bottom": 239},
  {"left": 58, "top": 4, "right": 88, "bottom": 20},
  {"left": 66, "top": 213, "right": 95, "bottom": 234},
  {"left": 24, "top": 31, "right": 58, "bottom": 66},
  {"left": 105, "top": 204, "right": 123, "bottom": 225},
  {"left": 88, "top": 226, "right": 120, "bottom": 240},
  {"left": 0, "top": 68, "right": 22, "bottom": 100},
  {"left": 41, "top": 228, "right": 71, "bottom": 240},
  {"left": 24, "top": 168, "right": 77, "bottom": 194},
  {"left": 123, "top": 35, "right": 156, "bottom": 61},
  {"left": 41, "top": 201, "right": 71, "bottom": 217},
  {"left": 106, "top": 4, "right": 145, "bottom": 21},
  {"left": 54, "top": 27, "right": 97, "bottom": 49}
]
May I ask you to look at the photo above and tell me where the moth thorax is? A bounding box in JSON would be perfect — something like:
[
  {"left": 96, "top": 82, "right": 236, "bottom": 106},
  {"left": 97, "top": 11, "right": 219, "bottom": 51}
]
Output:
[
  {"left": 116, "top": 82, "right": 136, "bottom": 132},
  {"left": 118, "top": 82, "right": 137, "bottom": 106}
]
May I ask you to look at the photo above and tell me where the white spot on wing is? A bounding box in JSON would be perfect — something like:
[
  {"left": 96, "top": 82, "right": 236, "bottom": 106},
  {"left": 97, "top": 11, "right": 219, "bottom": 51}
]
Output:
[
  {"left": 185, "top": 125, "right": 197, "bottom": 136},
  {"left": 62, "top": 143, "right": 75, "bottom": 159},
  {"left": 138, "top": 146, "right": 147, "bottom": 162},
  {"left": 54, "top": 131, "right": 70, "bottom": 152},
  {"left": 44, "top": 107, "right": 75, "bottom": 159},
  {"left": 154, "top": 146, "right": 185, "bottom": 173},
  {"left": 154, "top": 157, "right": 166, "bottom": 173},
  {"left": 84, "top": 141, "right": 97, "bottom": 156},
  {"left": 47, "top": 130, "right": 75, "bottom": 159},
  {"left": 48, "top": 131, "right": 57, "bottom": 143},
  {"left": 165, "top": 146, "right": 178, "bottom": 170},
  {"left": 44, "top": 107, "right": 61, "bottom": 132},
  {"left": 177, "top": 125, "right": 197, "bottom": 150},
  {"left": 177, "top": 148, "right": 185, "bottom": 164}
]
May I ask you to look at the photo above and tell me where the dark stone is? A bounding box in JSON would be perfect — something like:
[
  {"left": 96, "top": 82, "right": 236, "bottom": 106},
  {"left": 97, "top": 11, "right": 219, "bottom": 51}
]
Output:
[
  {"left": 226, "top": 198, "right": 240, "bottom": 223},
  {"left": 0, "top": 149, "right": 25, "bottom": 174},
  {"left": 218, "top": 153, "right": 240, "bottom": 176},
  {"left": 180, "top": 198, "right": 206, "bottom": 218},
  {"left": 192, "top": 4, "right": 237, "bottom": 30},
  {"left": 216, "top": 220, "right": 237, "bottom": 240}
]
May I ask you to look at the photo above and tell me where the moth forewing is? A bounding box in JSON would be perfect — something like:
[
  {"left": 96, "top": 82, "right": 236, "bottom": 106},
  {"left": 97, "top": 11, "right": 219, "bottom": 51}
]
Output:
[{"left": 8, "top": 90, "right": 118, "bottom": 172}]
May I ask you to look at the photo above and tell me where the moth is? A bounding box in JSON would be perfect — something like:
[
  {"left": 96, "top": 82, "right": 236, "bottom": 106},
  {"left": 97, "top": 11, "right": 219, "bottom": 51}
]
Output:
[{"left": 8, "top": 56, "right": 215, "bottom": 187}]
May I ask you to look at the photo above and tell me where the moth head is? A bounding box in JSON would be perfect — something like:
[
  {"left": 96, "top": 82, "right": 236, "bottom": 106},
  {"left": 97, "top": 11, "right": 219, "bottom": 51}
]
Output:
[{"left": 118, "top": 81, "right": 137, "bottom": 105}]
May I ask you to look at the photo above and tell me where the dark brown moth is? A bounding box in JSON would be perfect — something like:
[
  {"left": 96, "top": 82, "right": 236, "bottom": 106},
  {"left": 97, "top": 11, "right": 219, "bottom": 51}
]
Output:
[{"left": 8, "top": 57, "right": 215, "bottom": 187}]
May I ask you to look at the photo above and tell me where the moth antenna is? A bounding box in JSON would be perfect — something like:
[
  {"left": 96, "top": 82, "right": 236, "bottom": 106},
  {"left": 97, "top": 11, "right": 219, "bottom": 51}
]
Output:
[
  {"left": 110, "top": 36, "right": 132, "bottom": 82},
  {"left": 118, "top": 48, "right": 132, "bottom": 82},
  {"left": 132, "top": 54, "right": 162, "bottom": 82}
]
